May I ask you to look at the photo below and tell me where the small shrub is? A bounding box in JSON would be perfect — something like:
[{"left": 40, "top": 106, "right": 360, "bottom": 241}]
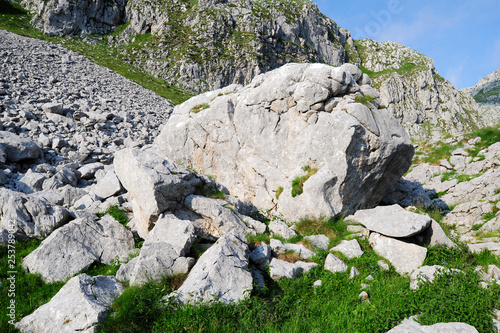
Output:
[{"left": 291, "top": 165, "right": 318, "bottom": 197}]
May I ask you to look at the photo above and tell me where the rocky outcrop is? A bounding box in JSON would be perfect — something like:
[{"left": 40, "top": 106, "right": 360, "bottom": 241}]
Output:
[
  {"left": 15, "top": 274, "right": 124, "bottom": 333},
  {"left": 19, "top": 0, "right": 127, "bottom": 36},
  {"left": 15, "top": 0, "right": 355, "bottom": 94},
  {"left": 462, "top": 68, "right": 500, "bottom": 126},
  {"left": 156, "top": 63, "right": 414, "bottom": 221},
  {"left": 352, "top": 39, "right": 484, "bottom": 140},
  {"left": 0, "top": 188, "right": 70, "bottom": 240}
]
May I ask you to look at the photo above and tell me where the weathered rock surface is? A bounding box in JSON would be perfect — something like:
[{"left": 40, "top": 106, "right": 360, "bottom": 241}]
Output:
[
  {"left": 20, "top": 0, "right": 127, "bottom": 36},
  {"left": 184, "top": 195, "right": 253, "bottom": 238},
  {"left": 15, "top": 274, "right": 124, "bottom": 333},
  {"left": 386, "top": 318, "right": 478, "bottom": 333},
  {"left": 269, "top": 220, "right": 297, "bottom": 240},
  {"left": 23, "top": 215, "right": 134, "bottom": 282},
  {"left": 270, "top": 238, "right": 315, "bottom": 260},
  {"left": 349, "top": 204, "right": 432, "bottom": 238},
  {"left": 249, "top": 243, "right": 272, "bottom": 268},
  {"left": 463, "top": 67, "right": 500, "bottom": 126},
  {"left": 166, "top": 230, "right": 252, "bottom": 305},
  {"left": 114, "top": 148, "right": 201, "bottom": 238},
  {"left": 156, "top": 63, "right": 413, "bottom": 221},
  {"left": 0, "top": 188, "right": 70, "bottom": 240},
  {"left": 369, "top": 232, "right": 427, "bottom": 275},
  {"left": 304, "top": 234, "right": 330, "bottom": 251}
]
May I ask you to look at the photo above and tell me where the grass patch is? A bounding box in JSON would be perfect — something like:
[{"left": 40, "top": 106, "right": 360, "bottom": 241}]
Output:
[
  {"left": 278, "top": 251, "right": 302, "bottom": 263},
  {"left": 441, "top": 171, "right": 481, "bottom": 184},
  {"left": 294, "top": 217, "right": 345, "bottom": 241},
  {"left": 464, "top": 125, "right": 500, "bottom": 157},
  {"left": 354, "top": 94, "right": 375, "bottom": 107},
  {"left": 291, "top": 165, "right": 318, "bottom": 197},
  {"left": 191, "top": 103, "right": 210, "bottom": 113},
  {"left": 195, "top": 184, "right": 226, "bottom": 200},
  {"left": 275, "top": 186, "right": 284, "bottom": 200}
]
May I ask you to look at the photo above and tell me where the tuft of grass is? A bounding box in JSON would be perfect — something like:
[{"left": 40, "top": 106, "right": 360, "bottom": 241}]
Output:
[
  {"left": 246, "top": 233, "right": 271, "bottom": 250},
  {"left": 278, "top": 251, "right": 302, "bottom": 263},
  {"left": 441, "top": 171, "right": 481, "bottom": 184},
  {"left": 291, "top": 165, "right": 318, "bottom": 197},
  {"left": 195, "top": 184, "right": 226, "bottom": 200},
  {"left": 191, "top": 103, "right": 210, "bottom": 113},
  {"left": 275, "top": 186, "right": 284, "bottom": 200},
  {"left": 464, "top": 125, "right": 500, "bottom": 157},
  {"left": 354, "top": 94, "right": 375, "bottom": 107}
]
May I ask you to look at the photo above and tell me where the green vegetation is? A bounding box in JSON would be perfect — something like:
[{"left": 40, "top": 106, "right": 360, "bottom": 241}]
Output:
[
  {"left": 275, "top": 186, "right": 284, "bottom": 200},
  {"left": 191, "top": 103, "right": 210, "bottom": 113},
  {"left": 474, "top": 86, "right": 500, "bottom": 104},
  {"left": 195, "top": 183, "right": 226, "bottom": 200},
  {"left": 441, "top": 171, "right": 481, "bottom": 184},
  {"left": 354, "top": 94, "right": 376, "bottom": 107},
  {"left": 464, "top": 125, "right": 500, "bottom": 157},
  {"left": 291, "top": 165, "right": 319, "bottom": 197}
]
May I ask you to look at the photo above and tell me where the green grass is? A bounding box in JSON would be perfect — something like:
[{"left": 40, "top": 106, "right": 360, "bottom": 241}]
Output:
[
  {"left": 355, "top": 94, "right": 376, "bottom": 107},
  {"left": 291, "top": 165, "right": 319, "bottom": 197},
  {"left": 464, "top": 125, "right": 500, "bottom": 157},
  {"left": 96, "top": 237, "right": 500, "bottom": 333},
  {"left": 275, "top": 186, "right": 284, "bottom": 200},
  {"left": 191, "top": 103, "right": 210, "bottom": 113},
  {"left": 441, "top": 171, "right": 481, "bottom": 184},
  {"left": 474, "top": 86, "right": 500, "bottom": 104},
  {"left": 0, "top": 239, "right": 65, "bottom": 332}
]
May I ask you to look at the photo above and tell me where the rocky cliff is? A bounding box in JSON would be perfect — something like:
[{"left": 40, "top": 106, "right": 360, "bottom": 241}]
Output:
[
  {"left": 14, "top": 0, "right": 356, "bottom": 93},
  {"left": 462, "top": 68, "right": 500, "bottom": 126},
  {"left": 352, "top": 39, "right": 484, "bottom": 140}
]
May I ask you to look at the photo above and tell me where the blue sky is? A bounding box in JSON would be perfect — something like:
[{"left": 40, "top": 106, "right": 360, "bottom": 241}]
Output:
[{"left": 314, "top": 0, "right": 500, "bottom": 89}]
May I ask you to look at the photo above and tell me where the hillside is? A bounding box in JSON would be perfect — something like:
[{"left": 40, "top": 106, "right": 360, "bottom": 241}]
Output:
[
  {"left": 15, "top": 0, "right": 356, "bottom": 93},
  {"left": 351, "top": 39, "right": 484, "bottom": 140},
  {"left": 463, "top": 68, "right": 500, "bottom": 126}
]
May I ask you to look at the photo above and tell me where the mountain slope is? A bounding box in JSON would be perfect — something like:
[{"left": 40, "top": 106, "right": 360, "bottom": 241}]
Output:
[
  {"left": 462, "top": 68, "right": 500, "bottom": 126},
  {"left": 15, "top": 0, "right": 357, "bottom": 93},
  {"left": 351, "top": 39, "right": 484, "bottom": 140}
]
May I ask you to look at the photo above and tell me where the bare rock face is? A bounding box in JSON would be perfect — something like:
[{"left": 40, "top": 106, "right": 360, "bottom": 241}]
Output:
[
  {"left": 20, "top": 0, "right": 127, "bottom": 36},
  {"left": 156, "top": 63, "right": 414, "bottom": 222}
]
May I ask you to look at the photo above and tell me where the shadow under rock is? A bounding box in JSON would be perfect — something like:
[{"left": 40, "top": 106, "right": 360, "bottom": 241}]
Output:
[{"left": 381, "top": 178, "right": 450, "bottom": 213}]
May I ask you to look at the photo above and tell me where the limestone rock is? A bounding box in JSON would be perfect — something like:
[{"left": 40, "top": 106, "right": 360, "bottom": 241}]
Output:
[
  {"left": 269, "top": 258, "right": 317, "bottom": 280},
  {"left": 166, "top": 230, "right": 252, "bottom": 305},
  {"left": 324, "top": 253, "right": 348, "bottom": 274},
  {"left": 369, "top": 232, "right": 427, "bottom": 275},
  {"left": 156, "top": 63, "right": 413, "bottom": 221},
  {"left": 270, "top": 238, "right": 315, "bottom": 260},
  {"left": 23, "top": 215, "right": 134, "bottom": 282},
  {"left": 249, "top": 243, "right": 272, "bottom": 268},
  {"left": 0, "top": 131, "right": 41, "bottom": 162},
  {"left": 330, "top": 239, "right": 364, "bottom": 259},
  {"left": 386, "top": 318, "right": 478, "bottom": 333},
  {"left": 15, "top": 274, "right": 124, "bottom": 333},
  {"left": 114, "top": 148, "right": 201, "bottom": 238},
  {"left": 90, "top": 169, "right": 122, "bottom": 200},
  {"left": 0, "top": 188, "right": 70, "bottom": 240},
  {"left": 350, "top": 204, "right": 431, "bottom": 238},
  {"left": 269, "top": 220, "right": 297, "bottom": 240},
  {"left": 304, "top": 234, "right": 330, "bottom": 251}
]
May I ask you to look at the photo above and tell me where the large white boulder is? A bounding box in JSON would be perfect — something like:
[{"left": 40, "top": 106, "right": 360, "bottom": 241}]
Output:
[{"left": 156, "top": 63, "right": 413, "bottom": 222}]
